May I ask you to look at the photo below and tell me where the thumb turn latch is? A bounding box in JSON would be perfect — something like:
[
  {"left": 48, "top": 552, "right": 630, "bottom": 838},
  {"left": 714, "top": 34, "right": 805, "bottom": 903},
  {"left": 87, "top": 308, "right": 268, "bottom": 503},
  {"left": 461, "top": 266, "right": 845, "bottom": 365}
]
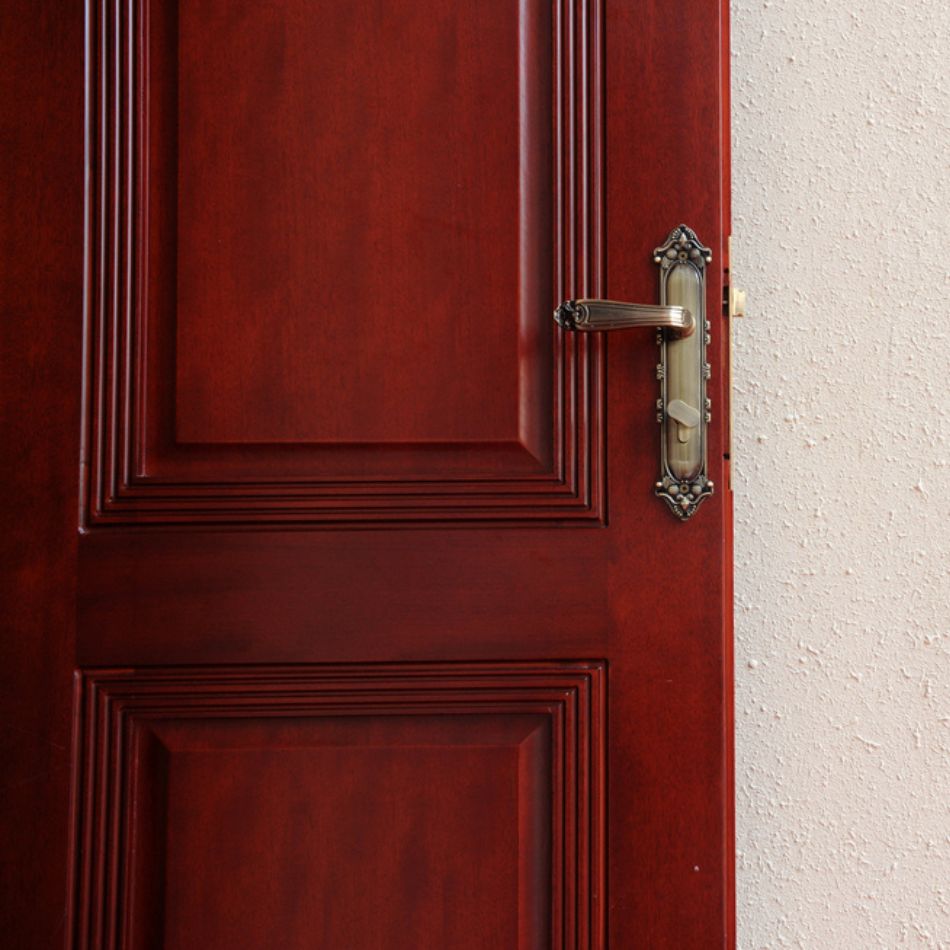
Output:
[{"left": 554, "top": 224, "right": 713, "bottom": 520}]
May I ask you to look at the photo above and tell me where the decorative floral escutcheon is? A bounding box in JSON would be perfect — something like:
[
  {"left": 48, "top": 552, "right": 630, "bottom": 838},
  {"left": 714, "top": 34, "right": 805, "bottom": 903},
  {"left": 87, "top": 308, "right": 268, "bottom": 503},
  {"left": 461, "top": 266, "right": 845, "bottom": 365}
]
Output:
[{"left": 652, "top": 225, "right": 713, "bottom": 521}]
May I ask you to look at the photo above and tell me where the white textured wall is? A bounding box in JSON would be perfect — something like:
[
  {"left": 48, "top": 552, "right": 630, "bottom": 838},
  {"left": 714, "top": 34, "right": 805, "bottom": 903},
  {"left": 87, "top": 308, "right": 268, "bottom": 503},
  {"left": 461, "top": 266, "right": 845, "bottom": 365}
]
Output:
[{"left": 732, "top": 1, "right": 950, "bottom": 947}]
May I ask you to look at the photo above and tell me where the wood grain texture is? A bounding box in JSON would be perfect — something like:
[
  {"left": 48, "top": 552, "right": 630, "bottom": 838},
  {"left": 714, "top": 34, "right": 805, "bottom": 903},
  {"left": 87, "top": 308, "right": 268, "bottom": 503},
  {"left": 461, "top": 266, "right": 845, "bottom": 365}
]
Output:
[
  {"left": 0, "top": 0, "right": 734, "bottom": 946},
  {"left": 0, "top": 1, "right": 83, "bottom": 946},
  {"left": 77, "top": 527, "right": 611, "bottom": 666},
  {"left": 84, "top": 0, "right": 604, "bottom": 527},
  {"left": 604, "top": 1, "right": 732, "bottom": 943},
  {"left": 174, "top": 0, "right": 529, "bottom": 447},
  {"left": 77, "top": 0, "right": 733, "bottom": 941},
  {"left": 70, "top": 663, "right": 605, "bottom": 950}
]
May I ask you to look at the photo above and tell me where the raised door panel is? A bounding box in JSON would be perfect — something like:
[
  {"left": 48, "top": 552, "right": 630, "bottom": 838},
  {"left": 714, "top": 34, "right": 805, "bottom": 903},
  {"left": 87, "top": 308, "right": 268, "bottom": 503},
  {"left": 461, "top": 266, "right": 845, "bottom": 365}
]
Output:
[
  {"left": 175, "top": 1, "right": 528, "bottom": 448},
  {"left": 85, "top": 0, "right": 605, "bottom": 526},
  {"left": 70, "top": 663, "right": 605, "bottom": 949}
]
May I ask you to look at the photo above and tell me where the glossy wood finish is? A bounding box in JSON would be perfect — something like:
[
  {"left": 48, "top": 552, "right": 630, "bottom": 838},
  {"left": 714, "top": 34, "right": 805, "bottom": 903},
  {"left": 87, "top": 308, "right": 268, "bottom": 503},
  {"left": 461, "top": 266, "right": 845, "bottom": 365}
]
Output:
[
  {"left": 2, "top": 0, "right": 733, "bottom": 947},
  {"left": 174, "top": 1, "right": 533, "bottom": 448},
  {"left": 0, "top": 2, "right": 83, "bottom": 946},
  {"left": 72, "top": 664, "right": 603, "bottom": 948},
  {"left": 86, "top": 0, "right": 601, "bottom": 526}
]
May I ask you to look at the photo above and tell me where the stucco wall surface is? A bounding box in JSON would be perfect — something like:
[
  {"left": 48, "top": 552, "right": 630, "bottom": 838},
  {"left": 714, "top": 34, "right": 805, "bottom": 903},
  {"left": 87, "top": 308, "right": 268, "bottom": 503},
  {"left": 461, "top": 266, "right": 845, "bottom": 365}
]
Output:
[{"left": 731, "top": 1, "right": 950, "bottom": 947}]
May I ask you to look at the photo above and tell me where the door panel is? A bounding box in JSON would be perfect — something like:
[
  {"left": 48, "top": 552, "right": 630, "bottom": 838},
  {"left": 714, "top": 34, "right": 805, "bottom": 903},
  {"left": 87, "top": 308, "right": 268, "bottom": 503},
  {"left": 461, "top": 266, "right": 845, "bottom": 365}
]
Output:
[
  {"left": 75, "top": 665, "right": 603, "bottom": 949},
  {"left": 1, "top": 0, "right": 733, "bottom": 947},
  {"left": 173, "top": 0, "right": 540, "bottom": 449},
  {"left": 88, "top": 0, "right": 600, "bottom": 524}
]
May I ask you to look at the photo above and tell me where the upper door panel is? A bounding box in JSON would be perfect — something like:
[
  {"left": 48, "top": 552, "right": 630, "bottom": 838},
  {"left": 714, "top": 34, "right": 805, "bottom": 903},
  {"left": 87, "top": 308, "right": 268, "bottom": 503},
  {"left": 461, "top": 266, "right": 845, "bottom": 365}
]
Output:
[{"left": 85, "top": 0, "right": 605, "bottom": 527}]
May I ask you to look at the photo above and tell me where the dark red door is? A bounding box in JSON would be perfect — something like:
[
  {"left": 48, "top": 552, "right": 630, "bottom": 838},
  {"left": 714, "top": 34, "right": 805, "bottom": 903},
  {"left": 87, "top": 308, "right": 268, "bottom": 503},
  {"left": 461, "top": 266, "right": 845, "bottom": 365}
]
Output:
[{"left": 1, "top": 1, "right": 733, "bottom": 947}]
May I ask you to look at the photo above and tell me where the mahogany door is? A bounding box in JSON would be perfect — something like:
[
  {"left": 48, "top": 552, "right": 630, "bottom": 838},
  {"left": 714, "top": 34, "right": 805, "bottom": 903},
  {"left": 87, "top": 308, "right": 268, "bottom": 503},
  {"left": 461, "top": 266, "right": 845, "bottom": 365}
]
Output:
[{"left": 1, "top": 0, "right": 733, "bottom": 947}]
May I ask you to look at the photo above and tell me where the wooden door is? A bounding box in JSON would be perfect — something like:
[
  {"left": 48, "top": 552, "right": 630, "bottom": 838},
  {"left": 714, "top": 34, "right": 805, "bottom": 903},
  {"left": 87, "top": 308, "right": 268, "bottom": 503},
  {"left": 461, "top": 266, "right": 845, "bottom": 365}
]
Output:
[{"left": 1, "top": 0, "right": 733, "bottom": 947}]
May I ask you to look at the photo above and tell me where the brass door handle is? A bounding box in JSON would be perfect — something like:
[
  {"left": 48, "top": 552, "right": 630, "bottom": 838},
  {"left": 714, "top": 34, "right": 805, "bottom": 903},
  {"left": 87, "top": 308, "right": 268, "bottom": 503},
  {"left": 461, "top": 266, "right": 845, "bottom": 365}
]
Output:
[
  {"left": 554, "top": 299, "right": 695, "bottom": 338},
  {"left": 553, "top": 224, "right": 713, "bottom": 520}
]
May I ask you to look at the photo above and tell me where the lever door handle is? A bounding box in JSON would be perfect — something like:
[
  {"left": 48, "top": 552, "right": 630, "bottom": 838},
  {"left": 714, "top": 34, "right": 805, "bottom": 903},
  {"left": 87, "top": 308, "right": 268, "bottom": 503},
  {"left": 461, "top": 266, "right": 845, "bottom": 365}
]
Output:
[
  {"left": 554, "top": 299, "right": 695, "bottom": 338},
  {"left": 553, "top": 224, "right": 713, "bottom": 520}
]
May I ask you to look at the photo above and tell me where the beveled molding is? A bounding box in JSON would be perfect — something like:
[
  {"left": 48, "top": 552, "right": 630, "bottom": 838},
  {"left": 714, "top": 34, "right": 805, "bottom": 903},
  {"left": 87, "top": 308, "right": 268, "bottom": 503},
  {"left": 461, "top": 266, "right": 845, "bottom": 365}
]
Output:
[
  {"left": 68, "top": 661, "right": 606, "bottom": 949},
  {"left": 82, "top": 0, "right": 605, "bottom": 528}
]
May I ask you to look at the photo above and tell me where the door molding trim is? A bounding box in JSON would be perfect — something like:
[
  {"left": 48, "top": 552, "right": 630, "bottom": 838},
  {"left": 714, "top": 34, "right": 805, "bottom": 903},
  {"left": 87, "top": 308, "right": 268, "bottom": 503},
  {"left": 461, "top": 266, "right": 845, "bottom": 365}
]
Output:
[
  {"left": 83, "top": 0, "right": 607, "bottom": 528},
  {"left": 68, "top": 662, "right": 606, "bottom": 948}
]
